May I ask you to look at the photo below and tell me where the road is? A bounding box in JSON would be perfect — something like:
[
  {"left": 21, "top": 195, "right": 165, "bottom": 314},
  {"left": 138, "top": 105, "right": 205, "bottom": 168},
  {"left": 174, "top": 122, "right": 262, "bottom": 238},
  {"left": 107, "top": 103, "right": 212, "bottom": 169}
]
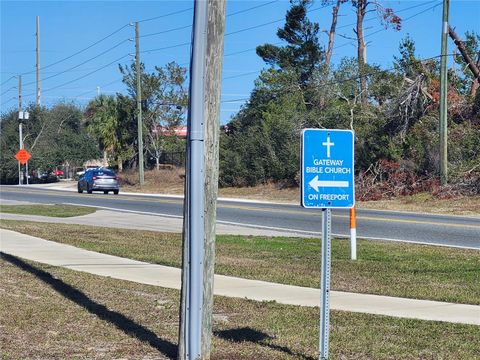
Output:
[{"left": 1, "top": 185, "right": 479, "bottom": 249}]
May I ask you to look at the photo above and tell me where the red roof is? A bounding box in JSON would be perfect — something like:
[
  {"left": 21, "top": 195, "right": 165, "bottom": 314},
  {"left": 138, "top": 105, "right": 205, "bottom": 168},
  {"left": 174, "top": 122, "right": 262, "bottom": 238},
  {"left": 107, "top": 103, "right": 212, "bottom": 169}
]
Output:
[{"left": 153, "top": 126, "right": 187, "bottom": 137}]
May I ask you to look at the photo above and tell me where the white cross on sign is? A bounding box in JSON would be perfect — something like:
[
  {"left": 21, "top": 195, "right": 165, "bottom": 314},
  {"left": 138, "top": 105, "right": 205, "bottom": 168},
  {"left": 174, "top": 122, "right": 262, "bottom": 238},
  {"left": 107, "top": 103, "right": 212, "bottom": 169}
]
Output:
[{"left": 322, "top": 136, "right": 335, "bottom": 158}]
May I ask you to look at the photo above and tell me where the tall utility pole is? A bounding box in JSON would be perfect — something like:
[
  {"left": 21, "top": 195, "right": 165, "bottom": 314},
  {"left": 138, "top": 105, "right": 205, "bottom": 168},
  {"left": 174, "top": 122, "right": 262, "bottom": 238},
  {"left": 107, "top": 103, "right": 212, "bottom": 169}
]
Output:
[
  {"left": 201, "top": 0, "right": 226, "bottom": 356},
  {"left": 135, "top": 22, "right": 145, "bottom": 185},
  {"left": 18, "top": 75, "right": 23, "bottom": 185},
  {"left": 36, "top": 16, "right": 41, "bottom": 106},
  {"left": 439, "top": 0, "right": 449, "bottom": 185},
  {"left": 179, "top": 1, "right": 208, "bottom": 359},
  {"left": 178, "top": 1, "right": 226, "bottom": 359}
]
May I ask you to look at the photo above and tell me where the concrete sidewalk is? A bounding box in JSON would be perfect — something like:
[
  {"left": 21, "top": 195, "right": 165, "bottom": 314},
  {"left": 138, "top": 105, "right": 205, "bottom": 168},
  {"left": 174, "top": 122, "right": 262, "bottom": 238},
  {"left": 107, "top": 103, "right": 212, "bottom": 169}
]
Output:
[
  {"left": 1, "top": 228, "right": 479, "bottom": 326},
  {"left": 0, "top": 209, "right": 309, "bottom": 238}
]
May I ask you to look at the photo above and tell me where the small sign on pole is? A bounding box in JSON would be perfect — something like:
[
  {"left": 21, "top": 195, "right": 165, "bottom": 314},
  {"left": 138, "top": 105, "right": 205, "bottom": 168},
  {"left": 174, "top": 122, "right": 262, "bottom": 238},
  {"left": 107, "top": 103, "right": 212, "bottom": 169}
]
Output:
[
  {"left": 15, "top": 148, "right": 31, "bottom": 165},
  {"left": 301, "top": 128, "right": 355, "bottom": 360}
]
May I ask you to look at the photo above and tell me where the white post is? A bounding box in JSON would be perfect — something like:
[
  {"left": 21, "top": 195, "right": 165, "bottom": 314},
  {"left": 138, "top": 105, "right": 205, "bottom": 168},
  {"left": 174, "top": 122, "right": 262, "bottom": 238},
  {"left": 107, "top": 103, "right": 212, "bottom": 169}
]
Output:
[{"left": 350, "top": 207, "right": 357, "bottom": 260}]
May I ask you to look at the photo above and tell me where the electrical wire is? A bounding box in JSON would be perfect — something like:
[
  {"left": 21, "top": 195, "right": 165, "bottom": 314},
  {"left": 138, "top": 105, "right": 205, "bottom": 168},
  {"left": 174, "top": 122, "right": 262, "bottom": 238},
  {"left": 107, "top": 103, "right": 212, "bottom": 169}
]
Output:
[
  {"left": 73, "top": 78, "right": 124, "bottom": 99},
  {"left": 137, "top": 7, "right": 193, "bottom": 23},
  {"left": 222, "top": 2, "right": 444, "bottom": 85},
  {"left": 140, "top": 2, "right": 329, "bottom": 54},
  {"left": 225, "top": 3, "right": 330, "bottom": 37},
  {"left": 0, "top": 97, "right": 16, "bottom": 107},
  {"left": 1, "top": 86, "right": 16, "bottom": 97},
  {"left": 333, "top": 2, "right": 442, "bottom": 51},
  {"left": 335, "top": 0, "right": 440, "bottom": 31},
  {"left": 23, "top": 39, "right": 130, "bottom": 86},
  {"left": 24, "top": 54, "right": 129, "bottom": 96},
  {"left": 1, "top": 76, "right": 16, "bottom": 87},
  {"left": 140, "top": 0, "right": 281, "bottom": 39},
  {"left": 220, "top": 53, "right": 455, "bottom": 105},
  {"left": 20, "top": 24, "right": 130, "bottom": 75}
]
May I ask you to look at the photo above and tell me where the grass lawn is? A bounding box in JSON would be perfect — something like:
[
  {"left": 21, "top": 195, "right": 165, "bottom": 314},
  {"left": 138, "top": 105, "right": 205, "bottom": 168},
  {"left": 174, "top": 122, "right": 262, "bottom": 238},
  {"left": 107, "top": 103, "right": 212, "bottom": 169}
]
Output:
[
  {"left": 1, "top": 255, "right": 479, "bottom": 360},
  {"left": 1, "top": 220, "right": 479, "bottom": 305},
  {"left": 0, "top": 204, "right": 96, "bottom": 217}
]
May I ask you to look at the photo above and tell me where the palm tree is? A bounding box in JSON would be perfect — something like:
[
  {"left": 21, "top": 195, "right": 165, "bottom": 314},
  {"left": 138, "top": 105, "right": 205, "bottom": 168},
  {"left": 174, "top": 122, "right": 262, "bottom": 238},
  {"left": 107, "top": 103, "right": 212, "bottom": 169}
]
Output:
[{"left": 84, "top": 95, "right": 122, "bottom": 170}]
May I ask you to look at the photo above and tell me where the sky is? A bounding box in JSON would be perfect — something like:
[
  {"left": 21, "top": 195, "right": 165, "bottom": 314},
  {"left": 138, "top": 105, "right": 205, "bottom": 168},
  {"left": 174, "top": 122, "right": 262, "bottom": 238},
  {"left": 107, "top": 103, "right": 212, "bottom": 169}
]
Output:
[{"left": 1, "top": 0, "right": 479, "bottom": 123}]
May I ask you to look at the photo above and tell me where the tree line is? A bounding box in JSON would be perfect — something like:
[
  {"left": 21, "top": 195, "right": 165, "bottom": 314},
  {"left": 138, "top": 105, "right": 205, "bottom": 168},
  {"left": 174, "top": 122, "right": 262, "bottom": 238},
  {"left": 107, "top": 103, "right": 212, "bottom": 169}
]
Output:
[
  {"left": 219, "top": 0, "right": 480, "bottom": 198},
  {"left": 1, "top": 0, "right": 479, "bottom": 197}
]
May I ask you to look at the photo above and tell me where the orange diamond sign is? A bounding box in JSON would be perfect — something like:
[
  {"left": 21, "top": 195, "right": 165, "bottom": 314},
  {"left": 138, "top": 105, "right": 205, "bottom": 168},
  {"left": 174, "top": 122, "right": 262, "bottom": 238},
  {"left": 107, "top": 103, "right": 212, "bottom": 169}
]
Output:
[{"left": 15, "top": 148, "right": 31, "bottom": 164}]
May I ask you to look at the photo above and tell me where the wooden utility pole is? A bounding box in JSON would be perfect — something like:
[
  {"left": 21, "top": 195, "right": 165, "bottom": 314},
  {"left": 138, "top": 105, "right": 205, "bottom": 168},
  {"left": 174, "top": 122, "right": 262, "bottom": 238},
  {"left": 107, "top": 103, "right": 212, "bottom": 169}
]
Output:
[
  {"left": 135, "top": 22, "right": 145, "bottom": 185},
  {"left": 36, "top": 16, "right": 41, "bottom": 106},
  {"left": 178, "top": 1, "right": 226, "bottom": 359},
  {"left": 439, "top": 0, "right": 449, "bottom": 185},
  {"left": 202, "top": 0, "right": 226, "bottom": 356}
]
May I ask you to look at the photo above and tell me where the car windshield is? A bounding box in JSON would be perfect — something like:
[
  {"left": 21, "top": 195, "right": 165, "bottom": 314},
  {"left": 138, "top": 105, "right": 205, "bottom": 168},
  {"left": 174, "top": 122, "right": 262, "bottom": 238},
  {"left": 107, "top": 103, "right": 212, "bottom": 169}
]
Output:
[{"left": 94, "top": 170, "right": 115, "bottom": 177}]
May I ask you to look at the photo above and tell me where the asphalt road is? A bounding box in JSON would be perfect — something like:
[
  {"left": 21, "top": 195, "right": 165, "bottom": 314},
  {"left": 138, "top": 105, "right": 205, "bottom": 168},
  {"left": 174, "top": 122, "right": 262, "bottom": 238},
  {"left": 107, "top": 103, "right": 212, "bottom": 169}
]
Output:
[{"left": 1, "top": 185, "right": 479, "bottom": 249}]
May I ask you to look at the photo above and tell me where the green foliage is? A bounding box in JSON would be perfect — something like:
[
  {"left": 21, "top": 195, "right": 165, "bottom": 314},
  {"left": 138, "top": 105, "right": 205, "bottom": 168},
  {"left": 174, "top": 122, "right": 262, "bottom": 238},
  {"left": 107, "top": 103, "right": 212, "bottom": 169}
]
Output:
[
  {"left": 452, "top": 31, "right": 480, "bottom": 95},
  {"left": 0, "top": 104, "right": 100, "bottom": 183},
  {"left": 256, "top": 0, "right": 323, "bottom": 89},
  {"left": 220, "top": 70, "right": 305, "bottom": 186},
  {"left": 119, "top": 61, "right": 188, "bottom": 168},
  {"left": 393, "top": 35, "right": 423, "bottom": 79},
  {"left": 219, "top": 13, "right": 479, "bottom": 192}
]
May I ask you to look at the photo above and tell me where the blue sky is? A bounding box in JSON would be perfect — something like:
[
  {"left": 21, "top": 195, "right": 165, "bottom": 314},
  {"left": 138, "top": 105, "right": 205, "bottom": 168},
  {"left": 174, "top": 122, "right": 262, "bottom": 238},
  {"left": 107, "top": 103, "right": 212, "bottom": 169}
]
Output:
[{"left": 1, "top": 0, "right": 479, "bottom": 123}]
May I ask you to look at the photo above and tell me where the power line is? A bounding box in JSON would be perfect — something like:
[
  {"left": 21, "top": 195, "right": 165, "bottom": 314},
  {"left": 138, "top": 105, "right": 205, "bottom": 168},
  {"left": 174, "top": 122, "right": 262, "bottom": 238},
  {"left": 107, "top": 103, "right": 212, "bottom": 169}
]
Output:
[
  {"left": 1, "top": 76, "right": 16, "bottom": 87},
  {"left": 335, "top": 0, "right": 440, "bottom": 31},
  {"left": 1, "top": 86, "right": 16, "bottom": 97},
  {"left": 219, "top": 53, "right": 455, "bottom": 107},
  {"left": 223, "top": 71, "right": 259, "bottom": 81},
  {"left": 225, "top": 3, "right": 330, "bottom": 37},
  {"left": 24, "top": 54, "right": 129, "bottom": 96},
  {"left": 21, "top": 24, "right": 130, "bottom": 75},
  {"left": 137, "top": 7, "right": 193, "bottom": 23},
  {"left": 23, "top": 39, "right": 129, "bottom": 86},
  {"left": 222, "top": 2, "right": 444, "bottom": 84},
  {"left": 140, "top": 1, "right": 281, "bottom": 39},
  {"left": 73, "top": 78, "right": 124, "bottom": 99},
  {"left": 140, "top": 24, "right": 191, "bottom": 39},
  {"left": 0, "top": 97, "right": 16, "bottom": 107},
  {"left": 141, "top": 3, "right": 328, "bottom": 54},
  {"left": 228, "top": 0, "right": 279, "bottom": 17},
  {"left": 142, "top": 42, "right": 191, "bottom": 54},
  {"left": 333, "top": 2, "right": 442, "bottom": 51}
]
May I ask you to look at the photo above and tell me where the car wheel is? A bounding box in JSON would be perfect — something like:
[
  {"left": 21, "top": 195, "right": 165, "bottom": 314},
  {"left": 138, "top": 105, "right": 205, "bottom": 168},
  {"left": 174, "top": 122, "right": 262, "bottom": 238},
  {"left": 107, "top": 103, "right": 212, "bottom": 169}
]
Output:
[
  {"left": 77, "top": 185, "right": 83, "bottom": 194},
  {"left": 113, "top": 190, "right": 119, "bottom": 195},
  {"left": 104, "top": 190, "right": 109, "bottom": 194}
]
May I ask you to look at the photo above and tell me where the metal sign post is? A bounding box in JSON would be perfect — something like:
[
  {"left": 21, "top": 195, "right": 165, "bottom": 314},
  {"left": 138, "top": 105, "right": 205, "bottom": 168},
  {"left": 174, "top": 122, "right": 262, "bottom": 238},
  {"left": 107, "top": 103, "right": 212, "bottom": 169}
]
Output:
[
  {"left": 301, "top": 128, "right": 355, "bottom": 360},
  {"left": 319, "top": 208, "right": 332, "bottom": 359},
  {"left": 182, "top": 1, "right": 208, "bottom": 359}
]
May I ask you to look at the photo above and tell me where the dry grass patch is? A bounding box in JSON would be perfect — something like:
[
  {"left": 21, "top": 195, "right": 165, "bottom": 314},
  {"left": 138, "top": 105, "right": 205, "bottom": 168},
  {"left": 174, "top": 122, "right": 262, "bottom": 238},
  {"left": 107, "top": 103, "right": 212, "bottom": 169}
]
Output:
[
  {"left": 1, "top": 255, "right": 479, "bottom": 359},
  {"left": 2, "top": 220, "right": 479, "bottom": 305},
  {"left": 358, "top": 192, "right": 480, "bottom": 216},
  {"left": 116, "top": 170, "right": 480, "bottom": 215}
]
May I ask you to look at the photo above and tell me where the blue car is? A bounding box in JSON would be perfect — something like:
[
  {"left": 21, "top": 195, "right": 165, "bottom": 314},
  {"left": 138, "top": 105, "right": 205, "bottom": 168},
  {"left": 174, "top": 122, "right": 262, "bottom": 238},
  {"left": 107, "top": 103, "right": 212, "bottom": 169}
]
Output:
[{"left": 77, "top": 168, "right": 119, "bottom": 194}]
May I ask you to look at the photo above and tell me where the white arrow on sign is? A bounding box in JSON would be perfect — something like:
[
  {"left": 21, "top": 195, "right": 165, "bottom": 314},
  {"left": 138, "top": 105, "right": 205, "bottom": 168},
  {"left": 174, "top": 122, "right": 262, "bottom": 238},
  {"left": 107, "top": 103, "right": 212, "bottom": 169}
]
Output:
[{"left": 308, "top": 175, "right": 349, "bottom": 192}]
